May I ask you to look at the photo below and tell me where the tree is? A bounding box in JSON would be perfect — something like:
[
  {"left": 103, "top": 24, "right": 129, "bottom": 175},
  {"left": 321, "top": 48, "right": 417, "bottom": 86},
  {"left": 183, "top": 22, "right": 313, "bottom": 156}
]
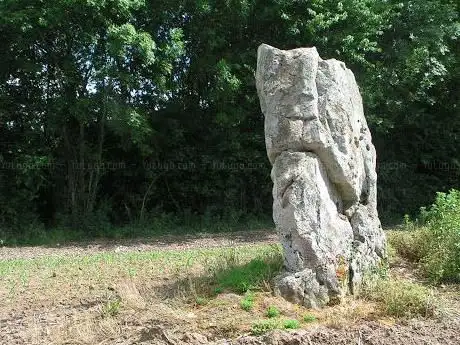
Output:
[{"left": 0, "top": 0, "right": 184, "bottom": 229}]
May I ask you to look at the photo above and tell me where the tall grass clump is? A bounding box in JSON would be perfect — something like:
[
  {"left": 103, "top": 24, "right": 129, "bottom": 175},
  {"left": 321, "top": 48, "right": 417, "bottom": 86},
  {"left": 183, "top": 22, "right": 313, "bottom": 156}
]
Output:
[
  {"left": 389, "top": 189, "right": 460, "bottom": 283},
  {"left": 362, "top": 276, "right": 436, "bottom": 317}
]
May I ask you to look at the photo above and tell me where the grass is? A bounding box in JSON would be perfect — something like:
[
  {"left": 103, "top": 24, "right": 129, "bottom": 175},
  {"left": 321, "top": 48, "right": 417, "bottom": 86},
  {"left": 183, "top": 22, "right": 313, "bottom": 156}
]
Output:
[
  {"left": 250, "top": 319, "right": 301, "bottom": 335},
  {"left": 387, "top": 228, "right": 430, "bottom": 263},
  {"left": 195, "top": 296, "right": 208, "bottom": 306},
  {"left": 250, "top": 318, "right": 300, "bottom": 335},
  {"left": 1, "top": 243, "right": 286, "bottom": 343},
  {"left": 362, "top": 274, "right": 436, "bottom": 318},
  {"left": 388, "top": 225, "right": 460, "bottom": 284},
  {"left": 101, "top": 298, "right": 121, "bottom": 318},
  {"left": 214, "top": 247, "right": 283, "bottom": 293},
  {"left": 0, "top": 245, "right": 281, "bottom": 300}
]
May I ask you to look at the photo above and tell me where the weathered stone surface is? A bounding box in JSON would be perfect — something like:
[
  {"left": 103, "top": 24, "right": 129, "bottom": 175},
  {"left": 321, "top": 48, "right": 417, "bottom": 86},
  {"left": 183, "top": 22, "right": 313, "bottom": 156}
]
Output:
[{"left": 256, "top": 44, "right": 386, "bottom": 307}]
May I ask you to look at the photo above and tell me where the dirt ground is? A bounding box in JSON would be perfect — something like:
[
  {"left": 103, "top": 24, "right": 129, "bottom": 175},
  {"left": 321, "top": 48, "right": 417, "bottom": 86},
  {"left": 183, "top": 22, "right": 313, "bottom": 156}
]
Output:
[
  {"left": 1, "top": 231, "right": 459, "bottom": 345},
  {"left": 0, "top": 230, "right": 279, "bottom": 261}
]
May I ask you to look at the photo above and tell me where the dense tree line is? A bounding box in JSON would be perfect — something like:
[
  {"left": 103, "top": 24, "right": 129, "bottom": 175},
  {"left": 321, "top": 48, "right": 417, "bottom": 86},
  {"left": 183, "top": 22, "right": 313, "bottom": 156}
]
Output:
[{"left": 0, "top": 0, "right": 458, "bottom": 239}]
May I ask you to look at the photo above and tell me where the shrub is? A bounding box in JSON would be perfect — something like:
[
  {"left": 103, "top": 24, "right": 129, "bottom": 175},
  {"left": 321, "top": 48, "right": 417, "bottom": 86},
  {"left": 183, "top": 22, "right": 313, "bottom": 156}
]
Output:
[
  {"left": 387, "top": 227, "right": 431, "bottom": 262},
  {"left": 251, "top": 319, "right": 278, "bottom": 335},
  {"left": 266, "top": 305, "right": 280, "bottom": 318},
  {"left": 283, "top": 319, "right": 300, "bottom": 329},
  {"left": 388, "top": 190, "right": 460, "bottom": 283},
  {"left": 419, "top": 190, "right": 460, "bottom": 283},
  {"left": 240, "top": 292, "right": 255, "bottom": 311}
]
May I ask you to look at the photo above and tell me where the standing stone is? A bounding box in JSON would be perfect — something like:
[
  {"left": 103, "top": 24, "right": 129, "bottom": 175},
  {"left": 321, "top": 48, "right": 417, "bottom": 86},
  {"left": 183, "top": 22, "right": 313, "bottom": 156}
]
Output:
[{"left": 256, "top": 44, "right": 386, "bottom": 308}]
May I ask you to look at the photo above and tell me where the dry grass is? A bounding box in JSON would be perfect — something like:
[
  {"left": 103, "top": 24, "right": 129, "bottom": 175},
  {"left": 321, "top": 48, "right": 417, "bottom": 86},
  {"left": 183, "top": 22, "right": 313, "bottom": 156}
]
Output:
[{"left": 361, "top": 276, "right": 437, "bottom": 318}]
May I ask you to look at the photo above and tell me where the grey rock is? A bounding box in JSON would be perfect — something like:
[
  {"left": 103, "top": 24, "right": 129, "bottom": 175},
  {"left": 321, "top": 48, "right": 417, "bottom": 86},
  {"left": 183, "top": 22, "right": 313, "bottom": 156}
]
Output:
[{"left": 256, "top": 44, "right": 386, "bottom": 307}]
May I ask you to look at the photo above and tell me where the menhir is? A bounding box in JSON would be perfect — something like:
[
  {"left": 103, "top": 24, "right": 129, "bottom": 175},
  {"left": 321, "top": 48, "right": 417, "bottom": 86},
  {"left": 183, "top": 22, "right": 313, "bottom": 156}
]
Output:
[{"left": 256, "top": 44, "right": 386, "bottom": 308}]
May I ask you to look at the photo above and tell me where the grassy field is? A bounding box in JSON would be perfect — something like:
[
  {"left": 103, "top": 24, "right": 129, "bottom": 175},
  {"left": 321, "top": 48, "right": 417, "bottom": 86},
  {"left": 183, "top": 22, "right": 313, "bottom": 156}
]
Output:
[{"left": 0, "top": 232, "right": 459, "bottom": 345}]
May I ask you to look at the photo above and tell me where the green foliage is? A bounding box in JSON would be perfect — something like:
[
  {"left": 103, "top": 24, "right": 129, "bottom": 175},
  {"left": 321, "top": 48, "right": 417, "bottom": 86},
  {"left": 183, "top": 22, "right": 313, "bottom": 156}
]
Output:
[
  {"left": 266, "top": 305, "right": 280, "bottom": 318},
  {"left": 419, "top": 190, "right": 460, "bottom": 283},
  {"left": 101, "top": 298, "right": 121, "bottom": 318},
  {"left": 283, "top": 319, "right": 300, "bottom": 330},
  {"left": 251, "top": 319, "right": 279, "bottom": 335},
  {"left": 363, "top": 277, "right": 436, "bottom": 318},
  {"left": 250, "top": 319, "right": 278, "bottom": 335},
  {"left": 0, "top": 0, "right": 459, "bottom": 236},
  {"left": 195, "top": 296, "right": 208, "bottom": 306},
  {"left": 303, "top": 314, "right": 317, "bottom": 323},
  {"left": 389, "top": 190, "right": 460, "bottom": 283},
  {"left": 240, "top": 292, "right": 254, "bottom": 311},
  {"left": 215, "top": 249, "right": 283, "bottom": 294}
]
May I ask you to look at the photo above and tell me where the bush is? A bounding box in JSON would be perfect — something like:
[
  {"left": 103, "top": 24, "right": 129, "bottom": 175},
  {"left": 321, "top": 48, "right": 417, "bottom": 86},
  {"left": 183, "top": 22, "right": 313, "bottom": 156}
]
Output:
[
  {"left": 387, "top": 228, "right": 431, "bottom": 262},
  {"left": 251, "top": 319, "right": 278, "bottom": 335},
  {"left": 240, "top": 292, "right": 255, "bottom": 311},
  {"left": 283, "top": 319, "right": 300, "bottom": 329},
  {"left": 389, "top": 190, "right": 460, "bottom": 283},
  {"left": 266, "top": 305, "right": 280, "bottom": 318},
  {"left": 419, "top": 190, "right": 460, "bottom": 283}
]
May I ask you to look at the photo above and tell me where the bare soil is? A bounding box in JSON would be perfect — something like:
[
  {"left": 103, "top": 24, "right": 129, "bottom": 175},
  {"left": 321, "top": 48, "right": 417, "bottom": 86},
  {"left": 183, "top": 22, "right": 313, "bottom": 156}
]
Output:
[
  {"left": 0, "top": 230, "right": 459, "bottom": 345},
  {"left": 0, "top": 230, "right": 279, "bottom": 261}
]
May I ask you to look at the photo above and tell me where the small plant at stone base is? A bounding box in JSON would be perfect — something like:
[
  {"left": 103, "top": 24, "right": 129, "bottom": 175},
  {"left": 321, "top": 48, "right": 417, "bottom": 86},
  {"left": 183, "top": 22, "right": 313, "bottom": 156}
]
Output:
[
  {"left": 303, "top": 314, "right": 317, "bottom": 323},
  {"left": 240, "top": 292, "right": 255, "bottom": 311},
  {"left": 251, "top": 319, "right": 278, "bottom": 335},
  {"left": 101, "top": 299, "right": 121, "bottom": 318},
  {"left": 266, "top": 305, "right": 280, "bottom": 318},
  {"left": 283, "top": 319, "right": 300, "bottom": 329},
  {"left": 195, "top": 296, "right": 208, "bottom": 306}
]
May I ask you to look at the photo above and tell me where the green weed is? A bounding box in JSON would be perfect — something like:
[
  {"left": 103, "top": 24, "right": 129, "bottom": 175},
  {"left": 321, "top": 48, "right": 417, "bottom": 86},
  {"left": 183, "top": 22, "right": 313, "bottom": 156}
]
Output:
[
  {"left": 303, "top": 314, "right": 317, "bottom": 323},
  {"left": 283, "top": 319, "right": 300, "bottom": 329},
  {"left": 266, "top": 305, "right": 280, "bottom": 318},
  {"left": 101, "top": 298, "right": 121, "bottom": 318},
  {"left": 195, "top": 296, "right": 208, "bottom": 306},
  {"left": 240, "top": 292, "right": 255, "bottom": 311},
  {"left": 390, "top": 189, "right": 460, "bottom": 283},
  {"left": 251, "top": 319, "right": 278, "bottom": 335}
]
